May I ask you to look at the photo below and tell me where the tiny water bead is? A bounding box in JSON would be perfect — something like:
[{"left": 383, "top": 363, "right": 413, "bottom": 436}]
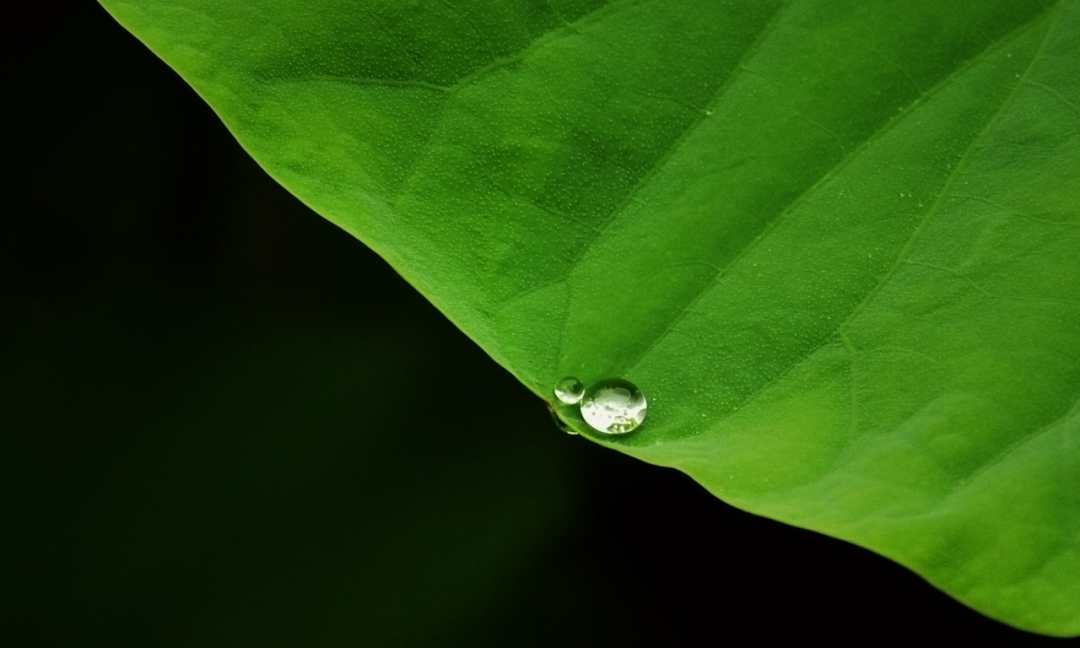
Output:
[
  {"left": 580, "top": 378, "right": 647, "bottom": 435},
  {"left": 553, "top": 377, "right": 585, "bottom": 405},
  {"left": 546, "top": 402, "right": 579, "bottom": 435}
]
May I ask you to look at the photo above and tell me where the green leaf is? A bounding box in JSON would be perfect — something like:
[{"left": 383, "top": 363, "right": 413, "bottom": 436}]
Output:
[{"left": 98, "top": 0, "right": 1080, "bottom": 635}]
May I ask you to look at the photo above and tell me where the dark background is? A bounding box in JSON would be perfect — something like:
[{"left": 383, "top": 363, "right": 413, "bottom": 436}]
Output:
[{"left": 0, "top": 3, "right": 1070, "bottom": 645}]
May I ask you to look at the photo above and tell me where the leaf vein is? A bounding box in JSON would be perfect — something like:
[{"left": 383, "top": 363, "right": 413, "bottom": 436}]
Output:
[
  {"left": 1026, "top": 79, "right": 1080, "bottom": 117},
  {"left": 391, "top": 0, "right": 650, "bottom": 203},
  {"left": 620, "top": 6, "right": 1056, "bottom": 379},
  {"left": 946, "top": 388, "right": 1080, "bottom": 498}
]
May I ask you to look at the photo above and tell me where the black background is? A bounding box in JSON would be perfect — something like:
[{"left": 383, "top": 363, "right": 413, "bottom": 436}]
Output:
[{"left": 0, "top": 3, "right": 1072, "bottom": 645}]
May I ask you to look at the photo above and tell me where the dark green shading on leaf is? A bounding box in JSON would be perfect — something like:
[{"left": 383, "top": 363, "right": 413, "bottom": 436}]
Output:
[{"left": 99, "top": 0, "right": 1080, "bottom": 635}]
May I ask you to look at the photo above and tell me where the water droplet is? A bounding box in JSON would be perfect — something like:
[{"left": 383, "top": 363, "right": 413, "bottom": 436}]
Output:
[
  {"left": 580, "top": 378, "right": 647, "bottom": 435},
  {"left": 547, "top": 402, "right": 578, "bottom": 435},
  {"left": 554, "top": 377, "right": 584, "bottom": 405}
]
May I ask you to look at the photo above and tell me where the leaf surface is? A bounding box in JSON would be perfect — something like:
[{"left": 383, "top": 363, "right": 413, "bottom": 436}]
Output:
[{"left": 99, "top": 0, "right": 1080, "bottom": 634}]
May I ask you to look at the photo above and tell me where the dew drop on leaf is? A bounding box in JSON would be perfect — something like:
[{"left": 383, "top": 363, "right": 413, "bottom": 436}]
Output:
[
  {"left": 553, "top": 377, "right": 584, "bottom": 405},
  {"left": 580, "top": 379, "right": 647, "bottom": 435}
]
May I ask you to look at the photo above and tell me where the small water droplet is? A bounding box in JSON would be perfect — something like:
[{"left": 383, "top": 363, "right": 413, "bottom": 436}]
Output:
[
  {"left": 554, "top": 377, "right": 584, "bottom": 405},
  {"left": 580, "top": 378, "right": 647, "bottom": 435},
  {"left": 547, "top": 402, "right": 578, "bottom": 435}
]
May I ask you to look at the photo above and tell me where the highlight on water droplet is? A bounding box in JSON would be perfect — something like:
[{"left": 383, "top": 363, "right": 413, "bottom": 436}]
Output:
[
  {"left": 554, "top": 377, "right": 585, "bottom": 405},
  {"left": 580, "top": 378, "right": 647, "bottom": 435}
]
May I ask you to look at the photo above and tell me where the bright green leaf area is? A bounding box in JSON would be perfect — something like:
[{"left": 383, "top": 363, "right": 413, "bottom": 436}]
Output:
[{"left": 99, "top": 0, "right": 1080, "bottom": 635}]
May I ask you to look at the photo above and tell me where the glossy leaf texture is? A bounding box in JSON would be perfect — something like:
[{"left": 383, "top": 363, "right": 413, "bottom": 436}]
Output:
[{"left": 99, "top": 0, "right": 1080, "bottom": 635}]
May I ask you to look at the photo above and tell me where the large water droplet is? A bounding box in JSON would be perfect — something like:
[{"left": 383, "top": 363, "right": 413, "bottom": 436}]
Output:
[
  {"left": 580, "top": 379, "right": 647, "bottom": 435},
  {"left": 554, "top": 377, "right": 584, "bottom": 405}
]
